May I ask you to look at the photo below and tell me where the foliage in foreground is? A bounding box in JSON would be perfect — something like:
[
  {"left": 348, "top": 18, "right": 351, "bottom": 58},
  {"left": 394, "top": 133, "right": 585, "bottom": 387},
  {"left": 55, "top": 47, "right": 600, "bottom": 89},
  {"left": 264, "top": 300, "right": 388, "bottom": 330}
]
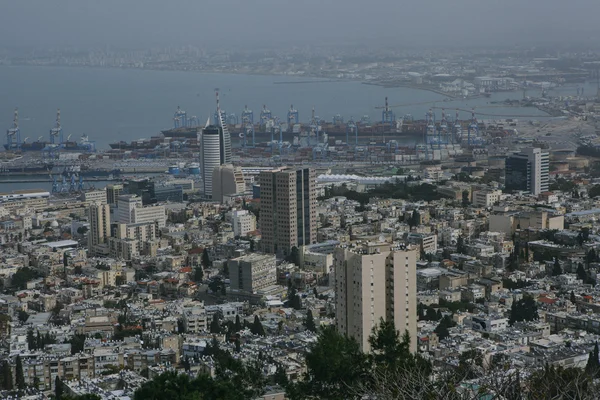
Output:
[{"left": 134, "top": 319, "right": 600, "bottom": 400}]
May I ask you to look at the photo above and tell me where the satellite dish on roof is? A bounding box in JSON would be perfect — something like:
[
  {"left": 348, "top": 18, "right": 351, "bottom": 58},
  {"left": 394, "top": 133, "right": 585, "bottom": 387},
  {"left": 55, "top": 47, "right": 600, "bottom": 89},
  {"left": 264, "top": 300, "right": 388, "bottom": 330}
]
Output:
[{"left": 378, "top": 235, "right": 385, "bottom": 243}]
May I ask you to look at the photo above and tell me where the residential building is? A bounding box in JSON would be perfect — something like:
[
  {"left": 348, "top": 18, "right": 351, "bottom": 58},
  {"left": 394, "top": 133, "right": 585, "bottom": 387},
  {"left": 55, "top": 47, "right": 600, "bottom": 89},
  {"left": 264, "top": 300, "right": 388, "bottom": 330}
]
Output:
[
  {"left": 231, "top": 209, "right": 256, "bottom": 237},
  {"left": 472, "top": 189, "right": 502, "bottom": 208},
  {"left": 88, "top": 203, "right": 110, "bottom": 256},
  {"left": 505, "top": 147, "right": 549, "bottom": 195},
  {"left": 117, "top": 195, "right": 166, "bottom": 228},
  {"left": 259, "top": 167, "right": 316, "bottom": 257},
  {"left": 334, "top": 242, "right": 417, "bottom": 353},
  {"left": 228, "top": 253, "right": 277, "bottom": 293},
  {"left": 213, "top": 164, "right": 245, "bottom": 203},
  {"left": 80, "top": 190, "right": 107, "bottom": 204}
]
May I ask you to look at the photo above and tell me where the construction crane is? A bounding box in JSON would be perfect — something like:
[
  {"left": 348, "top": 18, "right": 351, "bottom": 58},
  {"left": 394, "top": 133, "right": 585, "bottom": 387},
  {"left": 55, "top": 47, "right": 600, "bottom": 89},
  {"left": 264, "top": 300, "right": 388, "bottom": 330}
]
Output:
[{"left": 6, "top": 108, "right": 21, "bottom": 150}]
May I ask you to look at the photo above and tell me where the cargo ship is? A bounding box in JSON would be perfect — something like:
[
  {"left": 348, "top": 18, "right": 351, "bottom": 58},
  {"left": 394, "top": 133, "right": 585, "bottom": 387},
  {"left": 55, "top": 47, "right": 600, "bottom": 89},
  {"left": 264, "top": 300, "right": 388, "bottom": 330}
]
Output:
[
  {"left": 4, "top": 107, "right": 96, "bottom": 153},
  {"left": 61, "top": 165, "right": 121, "bottom": 178},
  {"left": 0, "top": 162, "right": 54, "bottom": 175}
]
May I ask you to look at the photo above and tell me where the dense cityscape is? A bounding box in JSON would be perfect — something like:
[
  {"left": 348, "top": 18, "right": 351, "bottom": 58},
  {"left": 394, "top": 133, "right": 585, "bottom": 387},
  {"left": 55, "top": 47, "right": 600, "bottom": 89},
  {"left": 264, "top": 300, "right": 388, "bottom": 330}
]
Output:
[{"left": 6, "top": 25, "right": 600, "bottom": 400}]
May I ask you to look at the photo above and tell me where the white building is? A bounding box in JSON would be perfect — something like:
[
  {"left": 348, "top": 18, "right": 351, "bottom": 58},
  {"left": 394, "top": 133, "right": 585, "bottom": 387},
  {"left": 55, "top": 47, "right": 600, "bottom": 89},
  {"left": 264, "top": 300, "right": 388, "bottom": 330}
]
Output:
[
  {"left": 200, "top": 119, "right": 232, "bottom": 199},
  {"left": 231, "top": 209, "right": 256, "bottom": 237}
]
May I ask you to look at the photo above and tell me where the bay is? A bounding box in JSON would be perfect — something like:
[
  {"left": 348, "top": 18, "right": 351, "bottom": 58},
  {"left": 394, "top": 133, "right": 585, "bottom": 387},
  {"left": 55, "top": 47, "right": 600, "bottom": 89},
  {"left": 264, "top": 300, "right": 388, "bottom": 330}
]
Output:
[{"left": 0, "top": 66, "right": 559, "bottom": 150}]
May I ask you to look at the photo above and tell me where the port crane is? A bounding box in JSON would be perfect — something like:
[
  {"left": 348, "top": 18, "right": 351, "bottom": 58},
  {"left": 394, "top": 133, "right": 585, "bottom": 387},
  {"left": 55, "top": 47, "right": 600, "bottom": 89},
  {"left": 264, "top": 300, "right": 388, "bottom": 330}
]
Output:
[
  {"left": 346, "top": 117, "right": 358, "bottom": 146},
  {"left": 259, "top": 105, "right": 272, "bottom": 126},
  {"left": 5, "top": 108, "right": 21, "bottom": 150},
  {"left": 240, "top": 105, "right": 255, "bottom": 147},
  {"left": 381, "top": 97, "right": 396, "bottom": 128},
  {"left": 173, "top": 106, "right": 188, "bottom": 128},
  {"left": 49, "top": 109, "right": 63, "bottom": 145},
  {"left": 287, "top": 104, "right": 299, "bottom": 132}
]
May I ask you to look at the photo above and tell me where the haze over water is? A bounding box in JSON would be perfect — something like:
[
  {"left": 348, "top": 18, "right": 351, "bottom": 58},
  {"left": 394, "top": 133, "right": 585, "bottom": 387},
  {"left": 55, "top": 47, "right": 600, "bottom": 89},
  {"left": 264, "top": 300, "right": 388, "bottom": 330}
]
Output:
[{"left": 0, "top": 66, "right": 562, "bottom": 150}]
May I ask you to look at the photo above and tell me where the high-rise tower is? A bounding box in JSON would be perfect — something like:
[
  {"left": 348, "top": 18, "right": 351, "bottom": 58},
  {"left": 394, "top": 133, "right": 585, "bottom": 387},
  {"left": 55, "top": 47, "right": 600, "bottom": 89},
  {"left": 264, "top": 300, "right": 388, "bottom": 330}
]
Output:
[
  {"left": 505, "top": 147, "right": 549, "bottom": 195},
  {"left": 199, "top": 91, "right": 232, "bottom": 199},
  {"left": 259, "top": 167, "right": 316, "bottom": 256},
  {"left": 335, "top": 243, "right": 417, "bottom": 353}
]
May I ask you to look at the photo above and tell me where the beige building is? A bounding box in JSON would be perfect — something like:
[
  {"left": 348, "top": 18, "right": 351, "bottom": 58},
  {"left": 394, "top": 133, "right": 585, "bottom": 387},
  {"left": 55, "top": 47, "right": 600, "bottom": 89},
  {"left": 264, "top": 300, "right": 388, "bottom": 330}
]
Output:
[
  {"left": 489, "top": 210, "right": 564, "bottom": 235},
  {"left": 108, "top": 222, "right": 157, "bottom": 260},
  {"left": 228, "top": 253, "right": 277, "bottom": 293},
  {"left": 88, "top": 203, "right": 110, "bottom": 256},
  {"left": 212, "top": 164, "right": 245, "bottom": 203},
  {"left": 334, "top": 243, "right": 417, "bottom": 353},
  {"left": 259, "top": 167, "right": 316, "bottom": 257},
  {"left": 80, "top": 190, "right": 107, "bottom": 205},
  {"left": 472, "top": 189, "right": 502, "bottom": 208}
]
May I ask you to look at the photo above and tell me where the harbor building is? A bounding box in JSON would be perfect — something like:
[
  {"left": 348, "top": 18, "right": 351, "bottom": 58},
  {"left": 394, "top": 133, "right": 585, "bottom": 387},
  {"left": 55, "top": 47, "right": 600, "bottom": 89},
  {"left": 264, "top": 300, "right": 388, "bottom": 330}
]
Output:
[
  {"left": 334, "top": 243, "right": 417, "bottom": 353},
  {"left": 505, "top": 147, "right": 549, "bottom": 195},
  {"left": 259, "top": 167, "right": 316, "bottom": 257}
]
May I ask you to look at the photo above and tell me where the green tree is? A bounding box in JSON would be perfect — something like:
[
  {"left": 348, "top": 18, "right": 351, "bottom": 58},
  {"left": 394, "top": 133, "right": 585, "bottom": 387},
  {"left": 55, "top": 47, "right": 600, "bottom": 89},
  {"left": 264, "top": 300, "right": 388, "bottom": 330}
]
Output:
[
  {"left": 249, "top": 239, "right": 255, "bottom": 252},
  {"left": 210, "top": 313, "right": 221, "bottom": 334},
  {"left": 234, "top": 338, "right": 241, "bottom": 353},
  {"left": 15, "top": 355, "right": 24, "bottom": 390},
  {"left": 234, "top": 315, "right": 241, "bottom": 332},
  {"left": 183, "top": 232, "right": 189, "bottom": 242},
  {"left": 0, "top": 360, "right": 13, "bottom": 390},
  {"left": 462, "top": 190, "right": 470, "bottom": 207},
  {"left": 586, "top": 342, "right": 600, "bottom": 376},
  {"left": 456, "top": 236, "right": 466, "bottom": 254},
  {"left": 70, "top": 333, "right": 86, "bottom": 355},
  {"left": 408, "top": 209, "right": 420, "bottom": 228},
  {"left": 250, "top": 315, "right": 265, "bottom": 336},
  {"left": 577, "top": 263, "right": 587, "bottom": 281},
  {"left": 288, "top": 287, "right": 301, "bottom": 310},
  {"left": 304, "top": 309, "right": 317, "bottom": 333},
  {"left": 291, "top": 326, "right": 369, "bottom": 400},
  {"left": 571, "top": 290, "right": 577, "bottom": 304},
  {"left": 17, "top": 309, "right": 29, "bottom": 323},
  {"left": 434, "top": 315, "right": 456, "bottom": 341},
  {"left": 11, "top": 267, "right": 38, "bottom": 290},
  {"left": 552, "top": 258, "right": 563, "bottom": 276},
  {"left": 193, "top": 265, "right": 204, "bottom": 282},
  {"left": 510, "top": 295, "right": 539, "bottom": 325},
  {"left": 287, "top": 246, "right": 300, "bottom": 266},
  {"left": 55, "top": 375, "right": 64, "bottom": 400},
  {"left": 201, "top": 248, "right": 211, "bottom": 268}
]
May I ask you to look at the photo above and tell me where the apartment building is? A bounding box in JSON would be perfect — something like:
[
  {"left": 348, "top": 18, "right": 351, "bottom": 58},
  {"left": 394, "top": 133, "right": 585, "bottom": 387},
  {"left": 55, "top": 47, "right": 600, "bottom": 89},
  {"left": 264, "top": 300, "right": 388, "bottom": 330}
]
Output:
[{"left": 334, "top": 242, "right": 417, "bottom": 352}]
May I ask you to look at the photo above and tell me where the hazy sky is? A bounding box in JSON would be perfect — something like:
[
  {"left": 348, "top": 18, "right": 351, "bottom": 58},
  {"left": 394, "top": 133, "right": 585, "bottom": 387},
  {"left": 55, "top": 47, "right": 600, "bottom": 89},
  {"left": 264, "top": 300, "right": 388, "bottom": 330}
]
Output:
[{"left": 1, "top": 0, "right": 599, "bottom": 49}]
